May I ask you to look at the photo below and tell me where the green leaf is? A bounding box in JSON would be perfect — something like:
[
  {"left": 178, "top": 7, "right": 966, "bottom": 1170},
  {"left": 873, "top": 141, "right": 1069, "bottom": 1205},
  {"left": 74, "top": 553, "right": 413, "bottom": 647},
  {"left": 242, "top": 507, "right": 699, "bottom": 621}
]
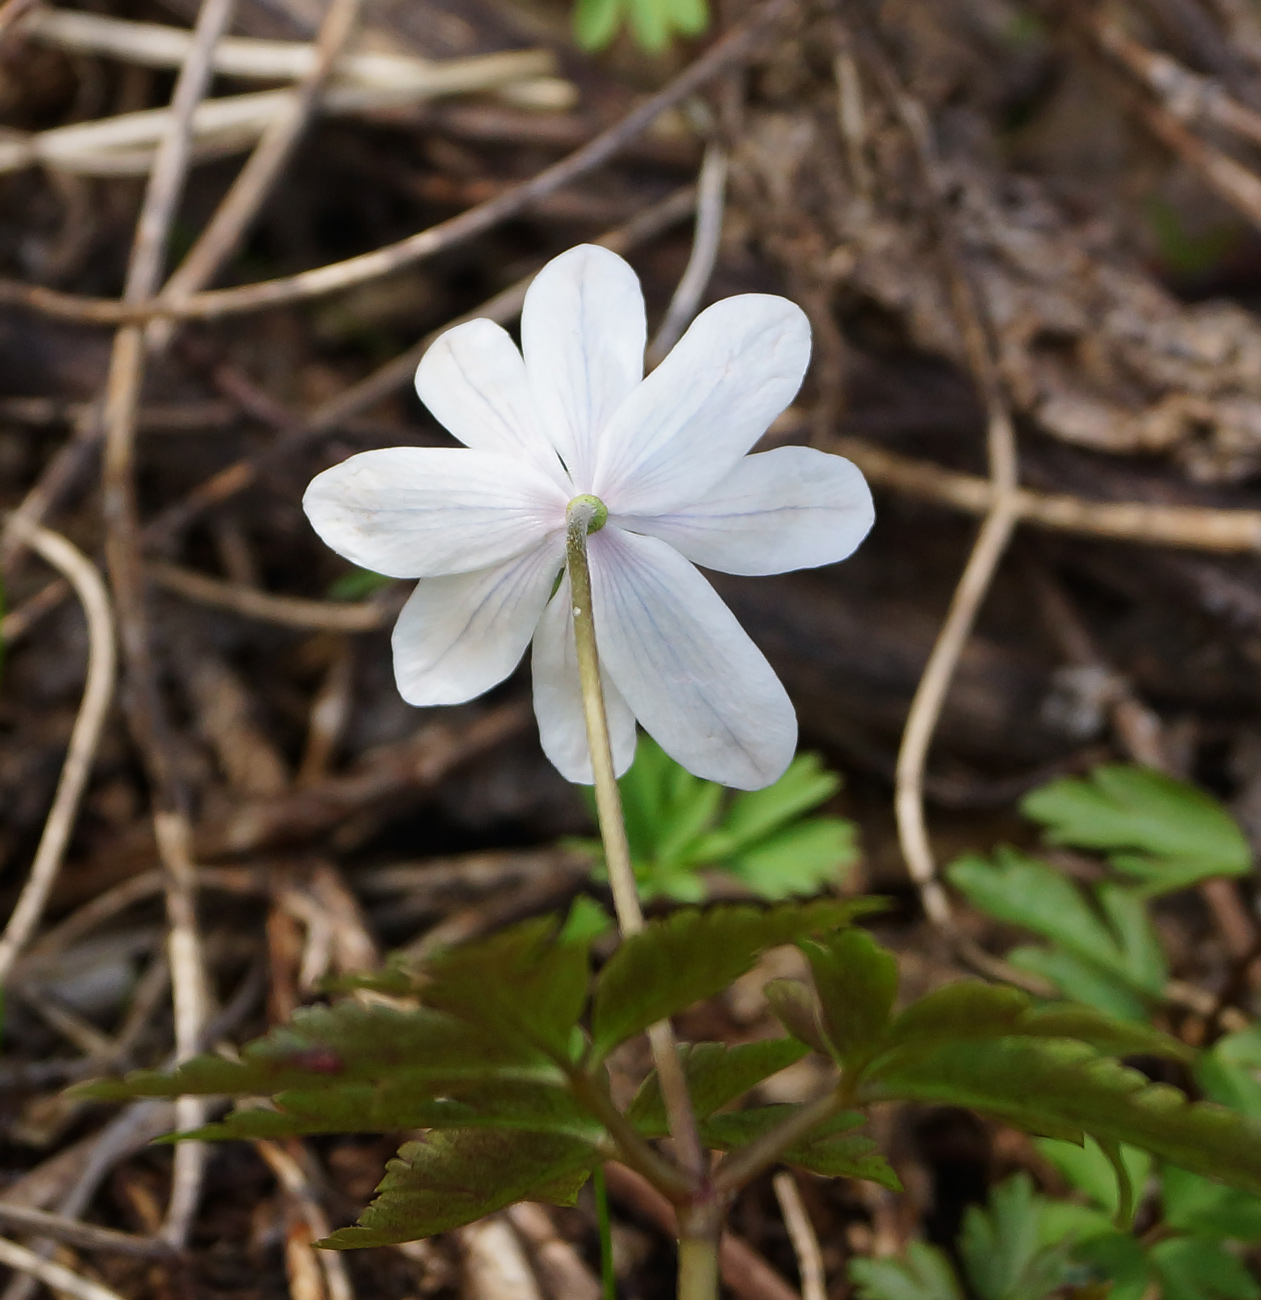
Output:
[
  {"left": 1200, "top": 1026, "right": 1261, "bottom": 1120},
  {"left": 1163, "top": 1167, "right": 1261, "bottom": 1242},
  {"left": 1072, "top": 1231, "right": 1153, "bottom": 1300},
  {"left": 1035, "top": 1137, "right": 1151, "bottom": 1217},
  {"left": 850, "top": 1242, "right": 964, "bottom": 1300},
  {"left": 626, "top": 1038, "right": 808, "bottom": 1133},
  {"left": 701, "top": 1107, "right": 900, "bottom": 1191},
  {"left": 719, "top": 753, "right": 841, "bottom": 849},
  {"left": 573, "top": 0, "right": 624, "bottom": 48},
  {"left": 880, "top": 985, "right": 1187, "bottom": 1067},
  {"left": 322, "top": 1130, "right": 598, "bottom": 1247},
  {"left": 422, "top": 916, "right": 590, "bottom": 1059},
  {"left": 1150, "top": 1236, "right": 1261, "bottom": 1300},
  {"left": 74, "top": 1000, "right": 553, "bottom": 1104},
  {"left": 764, "top": 978, "right": 833, "bottom": 1055},
  {"left": 867, "top": 1037, "right": 1261, "bottom": 1195},
  {"left": 183, "top": 1077, "right": 604, "bottom": 1144},
  {"left": 1021, "top": 766, "right": 1250, "bottom": 893},
  {"left": 958, "top": 1173, "right": 1073, "bottom": 1300},
  {"left": 727, "top": 819, "right": 858, "bottom": 899},
  {"left": 589, "top": 899, "right": 880, "bottom": 1060},
  {"left": 804, "top": 928, "right": 898, "bottom": 1064},
  {"left": 1007, "top": 947, "right": 1151, "bottom": 1023},
  {"left": 947, "top": 849, "right": 1166, "bottom": 1016}
]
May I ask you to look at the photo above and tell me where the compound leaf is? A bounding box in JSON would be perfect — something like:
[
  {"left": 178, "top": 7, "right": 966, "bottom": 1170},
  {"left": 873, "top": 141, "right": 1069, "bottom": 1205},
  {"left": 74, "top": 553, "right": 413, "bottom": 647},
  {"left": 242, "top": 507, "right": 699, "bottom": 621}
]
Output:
[
  {"left": 626, "top": 1037, "right": 808, "bottom": 1133},
  {"left": 321, "top": 1129, "right": 597, "bottom": 1247},
  {"left": 422, "top": 916, "right": 590, "bottom": 1059},
  {"left": 804, "top": 928, "right": 898, "bottom": 1064},
  {"left": 867, "top": 1037, "right": 1261, "bottom": 1194},
  {"left": 1021, "top": 766, "right": 1250, "bottom": 893},
  {"left": 590, "top": 900, "right": 880, "bottom": 1059},
  {"left": 958, "top": 1173, "right": 1073, "bottom": 1300},
  {"left": 74, "top": 1000, "right": 551, "bottom": 1104},
  {"left": 850, "top": 1242, "right": 963, "bottom": 1300},
  {"left": 1150, "top": 1236, "right": 1260, "bottom": 1300},
  {"left": 1163, "top": 1167, "right": 1261, "bottom": 1243}
]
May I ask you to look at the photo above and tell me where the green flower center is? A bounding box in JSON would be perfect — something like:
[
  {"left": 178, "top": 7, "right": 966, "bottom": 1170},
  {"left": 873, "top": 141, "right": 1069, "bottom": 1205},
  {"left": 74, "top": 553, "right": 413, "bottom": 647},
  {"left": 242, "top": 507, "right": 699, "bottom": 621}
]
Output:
[{"left": 567, "top": 494, "right": 608, "bottom": 534}]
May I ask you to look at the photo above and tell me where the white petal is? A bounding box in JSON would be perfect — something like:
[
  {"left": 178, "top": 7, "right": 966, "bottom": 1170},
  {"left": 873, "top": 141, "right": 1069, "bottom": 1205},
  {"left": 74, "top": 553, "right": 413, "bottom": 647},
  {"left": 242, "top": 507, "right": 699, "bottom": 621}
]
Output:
[
  {"left": 303, "top": 447, "right": 567, "bottom": 579},
  {"left": 616, "top": 446, "right": 874, "bottom": 576},
  {"left": 592, "top": 295, "right": 811, "bottom": 515},
  {"left": 589, "top": 527, "right": 796, "bottom": 790},
  {"left": 531, "top": 572, "right": 637, "bottom": 784},
  {"left": 521, "top": 245, "right": 646, "bottom": 489},
  {"left": 391, "top": 540, "right": 563, "bottom": 705},
  {"left": 415, "top": 318, "right": 567, "bottom": 481}
]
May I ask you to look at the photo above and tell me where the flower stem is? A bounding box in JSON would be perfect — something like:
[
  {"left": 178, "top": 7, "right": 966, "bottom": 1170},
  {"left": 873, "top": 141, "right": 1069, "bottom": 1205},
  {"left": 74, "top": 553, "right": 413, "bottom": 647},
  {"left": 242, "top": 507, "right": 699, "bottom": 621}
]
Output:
[
  {"left": 593, "top": 1166, "right": 617, "bottom": 1300},
  {"left": 676, "top": 1207, "right": 721, "bottom": 1300},
  {"left": 564, "top": 500, "right": 705, "bottom": 1186}
]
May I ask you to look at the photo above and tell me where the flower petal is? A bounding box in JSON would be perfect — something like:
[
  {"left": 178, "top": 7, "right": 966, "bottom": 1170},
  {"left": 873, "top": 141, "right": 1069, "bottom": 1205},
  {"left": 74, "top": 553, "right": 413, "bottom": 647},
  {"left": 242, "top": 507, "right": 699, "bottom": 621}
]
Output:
[
  {"left": 531, "top": 572, "right": 637, "bottom": 784},
  {"left": 391, "top": 540, "right": 563, "bottom": 705},
  {"left": 303, "top": 447, "right": 567, "bottom": 579},
  {"left": 616, "top": 446, "right": 874, "bottom": 576},
  {"left": 592, "top": 295, "right": 811, "bottom": 515},
  {"left": 415, "top": 318, "right": 566, "bottom": 480},
  {"left": 589, "top": 527, "right": 796, "bottom": 789},
  {"left": 521, "top": 245, "right": 646, "bottom": 489}
]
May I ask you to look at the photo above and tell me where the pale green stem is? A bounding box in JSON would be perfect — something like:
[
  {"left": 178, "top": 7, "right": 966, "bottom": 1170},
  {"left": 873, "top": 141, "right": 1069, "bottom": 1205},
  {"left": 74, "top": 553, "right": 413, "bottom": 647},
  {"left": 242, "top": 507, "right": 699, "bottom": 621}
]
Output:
[
  {"left": 565, "top": 498, "right": 705, "bottom": 1187},
  {"left": 676, "top": 1206, "right": 722, "bottom": 1300}
]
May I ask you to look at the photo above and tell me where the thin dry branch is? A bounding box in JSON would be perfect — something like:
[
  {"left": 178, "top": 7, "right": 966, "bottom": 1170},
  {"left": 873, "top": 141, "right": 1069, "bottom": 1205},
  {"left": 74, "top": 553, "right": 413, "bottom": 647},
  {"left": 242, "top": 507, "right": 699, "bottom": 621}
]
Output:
[
  {"left": 0, "top": 1238, "right": 129, "bottom": 1300},
  {"left": 147, "top": 560, "right": 388, "bottom": 630},
  {"left": 0, "top": 518, "right": 116, "bottom": 987},
  {"left": 99, "top": 0, "right": 236, "bottom": 1249},
  {"left": 772, "top": 1173, "right": 826, "bottom": 1300},
  {"left": 0, "top": 1205, "right": 175, "bottom": 1260},
  {"left": 856, "top": 32, "right": 1020, "bottom": 928},
  {"left": 646, "top": 141, "right": 729, "bottom": 365},
  {"left": 0, "top": 0, "right": 786, "bottom": 325},
  {"left": 830, "top": 436, "right": 1261, "bottom": 551}
]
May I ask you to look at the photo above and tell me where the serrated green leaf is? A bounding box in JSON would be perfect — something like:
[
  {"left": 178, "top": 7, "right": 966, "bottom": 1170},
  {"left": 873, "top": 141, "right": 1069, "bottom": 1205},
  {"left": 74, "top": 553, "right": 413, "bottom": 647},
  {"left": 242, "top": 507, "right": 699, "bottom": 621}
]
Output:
[
  {"left": 626, "top": 1038, "right": 808, "bottom": 1133},
  {"left": 1008, "top": 946, "right": 1151, "bottom": 1022},
  {"left": 720, "top": 753, "right": 841, "bottom": 848},
  {"left": 867, "top": 1037, "right": 1261, "bottom": 1195},
  {"left": 1199, "top": 1026, "right": 1261, "bottom": 1120},
  {"left": 1021, "top": 766, "right": 1250, "bottom": 893},
  {"left": 959, "top": 1173, "right": 1073, "bottom": 1300},
  {"left": 1150, "top": 1235, "right": 1260, "bottom": 1300},
  {"left": 589, "top": 899, "right": 880, "bottom": 1059},
  {"left": 73, "top": 1001, "right": 552, "bottom": 1104},
  {"left": 947, "top": 849, "right": 1166, "bottom": 1016},
  {"left": 1072, "top": 1231, "right": 1152, "bottom": 1300},
  {"left": 850, "top": 1242, "right": 963, "bottom": 1300},
  {"left": 764, "top": 978, "right": 833, "bottom": 1055},
  {"left": 805, "top": 928, "right": 898, "bottom": 1064},
  {"left": 879, "top": 985, "right": 1186, "bottom": 1066},
  {"left": 727, "top": 819, "right": 858, "bottom": 899},
  {"left": 701, "top": 1107, "right": 900, "bottom": 1190},
  {"left": 573, "top": 0, "right": 624, "bottom": 48},
  {"left": 1035, "top": 1137, "right": 1151, "bottom": 1217},
  {"left": 422, "top": 916, "right": 589, "bottom": 1059},
  {"left": 321, "top": 1130, "right": 598, "bottom": 1247},
  {"left": 1164, "top": 1167, "right": 1261, "bottom": 1242}
]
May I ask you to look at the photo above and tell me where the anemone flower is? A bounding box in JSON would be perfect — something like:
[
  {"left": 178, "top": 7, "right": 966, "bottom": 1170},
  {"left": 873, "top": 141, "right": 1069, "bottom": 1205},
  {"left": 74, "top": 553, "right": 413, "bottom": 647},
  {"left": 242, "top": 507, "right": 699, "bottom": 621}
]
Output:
[{"left": 303, "top": 245, "right": 873, "bottom": 789}]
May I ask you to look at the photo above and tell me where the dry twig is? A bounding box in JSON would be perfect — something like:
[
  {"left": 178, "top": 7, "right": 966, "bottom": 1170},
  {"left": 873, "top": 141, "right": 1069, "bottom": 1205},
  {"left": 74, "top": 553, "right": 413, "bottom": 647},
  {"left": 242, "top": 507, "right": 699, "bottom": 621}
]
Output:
[
  {"left": 0, "top": 519, "right": 115, "bottom": 986},
  {"left": 0, "top": 1238, "right": 129, "bottom": 1300},
  {"left": 772, "top": 1172, "right": 827, "bottom": 1300}
]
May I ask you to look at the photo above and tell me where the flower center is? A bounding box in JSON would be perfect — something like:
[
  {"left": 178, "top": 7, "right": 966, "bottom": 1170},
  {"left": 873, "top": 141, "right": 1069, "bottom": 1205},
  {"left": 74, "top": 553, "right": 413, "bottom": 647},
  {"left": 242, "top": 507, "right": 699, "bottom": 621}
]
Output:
[{"left": 566, "top": 494, "right": 608, "bottom": 534}]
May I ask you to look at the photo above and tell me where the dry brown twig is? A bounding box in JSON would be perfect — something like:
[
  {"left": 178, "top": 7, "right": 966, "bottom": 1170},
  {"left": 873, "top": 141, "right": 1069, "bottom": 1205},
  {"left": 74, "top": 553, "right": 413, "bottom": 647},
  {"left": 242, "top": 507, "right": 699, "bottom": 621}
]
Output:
[
  {"left": 829, "top": 436, "right": 1261, "bottom": 552},
  {"left": 0, "top": 518, "right": 115, "bottom": 987},
  {"left": 772, "top": 1173, "right": 827, "bottom": 1300},
  {"left": 0, "top": 1238, "right": 129, "bottom": 1300},
  {"left": 854, "top": 30, "right": 1020, "bottom": 929},
  {"left": 0, "top": 0, "right": 787, "bottom": 326},
  {"left": 97, "top": 0, "right": 239, "bottom": 1249},
  {"left": 0, "top": 1205, "right": 175, "bottom": 1260}
]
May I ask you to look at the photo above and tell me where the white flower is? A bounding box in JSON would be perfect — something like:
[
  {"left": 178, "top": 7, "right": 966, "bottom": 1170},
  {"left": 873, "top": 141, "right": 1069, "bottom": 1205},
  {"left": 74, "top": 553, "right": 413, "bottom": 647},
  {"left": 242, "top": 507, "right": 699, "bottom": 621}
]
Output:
[{"left": 303, "top": 245, "right": 874, "bottom": 790}]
